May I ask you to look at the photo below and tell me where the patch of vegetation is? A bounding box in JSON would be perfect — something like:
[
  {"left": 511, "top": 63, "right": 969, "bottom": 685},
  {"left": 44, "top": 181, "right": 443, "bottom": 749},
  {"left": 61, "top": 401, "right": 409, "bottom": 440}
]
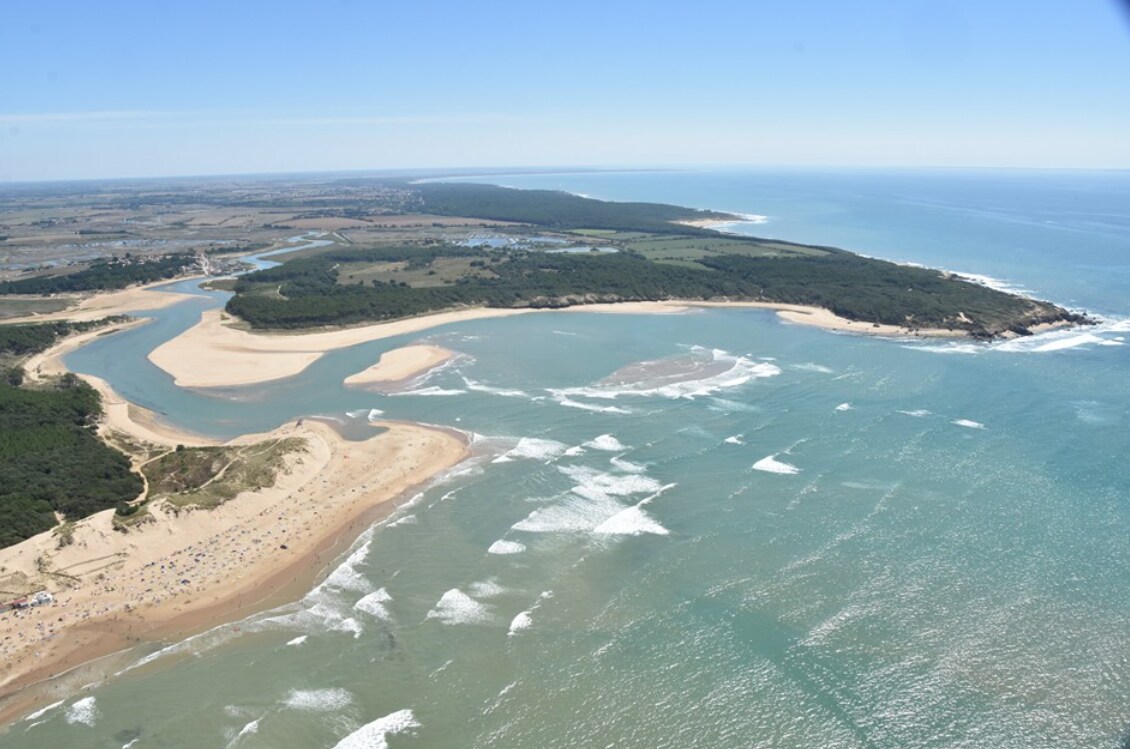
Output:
[
  {"left": 697, "top": 254, "right": 1083, "bottom": 335},
  {"left": 143, "top": 438, "right": 305, "bottom": 511},
  {"left": 0, "top": 254, "right": 197, "bottom": 295},
  {"left": 0, "top": 374, "right": 144, "bottom": 549},
  {"left": 0, "top": 298, "right": 72, "bottom": 320},
  {"left": 0, "top": 317, "right": 130, "bottom": 367}
]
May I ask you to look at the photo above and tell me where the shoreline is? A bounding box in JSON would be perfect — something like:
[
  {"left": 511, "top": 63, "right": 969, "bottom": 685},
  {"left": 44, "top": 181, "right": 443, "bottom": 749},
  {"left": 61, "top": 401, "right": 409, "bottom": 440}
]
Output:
[
  {"left": 0, "top": 366, "right": 469, "bottom": 726},
  {"left": 148, "top": 299, "right": 981, "bottom": 390}
]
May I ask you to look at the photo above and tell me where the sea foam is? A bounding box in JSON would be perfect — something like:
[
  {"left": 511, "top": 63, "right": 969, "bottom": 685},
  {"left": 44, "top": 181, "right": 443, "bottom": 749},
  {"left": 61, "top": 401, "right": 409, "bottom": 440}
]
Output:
[
  {"left": 508, "top": 610, "right": 534, "bottom": 635},
  {"left": 488, "top": 540, "right": 527, "bottom": 555},
  {"left": 593, "top": 503, "right": 670, "bottom": 536},
  {"left": 284, "top": 688, "right": 354, "bottom": 712},
  {"left": 427, "top": 588, "right": 492, "bottom": 625},
  {"left": 354, "top": 588, "right": 393, "bottom": 620},
  {"left": 492, "top": 437, "right": 569, "bottom": 463},
  {"left": 64, "top": 697, "right": 98, "bottom": 726},
  {"left": 331, "top": 709, "right": 419, "bottom": 749},
  {"left": 952, "top": 419, "right": 986, "bottom": 429},
  {"left": 548, "top": 347, "right": 780, "bottom": 409},
  {"left": 584, "top": 434, "right": 627, "bottom": 451},
  {"left": 753, "top": 455, "right": 801, "bottom": 474}
]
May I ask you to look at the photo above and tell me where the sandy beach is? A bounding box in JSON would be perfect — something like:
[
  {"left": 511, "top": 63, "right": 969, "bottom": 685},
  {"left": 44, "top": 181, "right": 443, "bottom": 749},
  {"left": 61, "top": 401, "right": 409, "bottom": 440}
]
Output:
[
  {"left": 2, "top": 281, "right": 200, "bottom": 325},
  {"left": 148, "top": 307, "right": 531, "bottom": 388},
  {"left": 0, "top": 375, "right": 468, "bottom": 724},
  {"left": 344, "top": 344, "right": 457, "bottom": 388}
]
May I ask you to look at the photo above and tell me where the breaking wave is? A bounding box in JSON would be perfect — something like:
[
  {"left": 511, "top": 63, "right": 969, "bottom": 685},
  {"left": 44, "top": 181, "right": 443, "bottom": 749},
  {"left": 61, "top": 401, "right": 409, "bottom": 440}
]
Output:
[
  {"left": 64, "top": 697, "right": 98, "bottom": 727},
  {"left": 427, "top": 588, "right": 493, "bottom": 625},
  {"left": 488, "top": 540, "right": 527, "bottom": 555},
  {"left": 753, "top": 455, "right": 801, "bottom": 474},
  {"left": 547, "top": 346, "right": 779, "bottom": 411},
  {"left": 331, "top": 709, "right": 419, "bottom": 749}
]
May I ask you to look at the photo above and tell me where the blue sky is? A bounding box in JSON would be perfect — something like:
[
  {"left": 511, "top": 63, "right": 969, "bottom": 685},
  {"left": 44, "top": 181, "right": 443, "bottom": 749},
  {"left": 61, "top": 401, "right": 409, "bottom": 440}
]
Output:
[{"left": 2, "top": 0, "right": 1129, "bottom": 180}]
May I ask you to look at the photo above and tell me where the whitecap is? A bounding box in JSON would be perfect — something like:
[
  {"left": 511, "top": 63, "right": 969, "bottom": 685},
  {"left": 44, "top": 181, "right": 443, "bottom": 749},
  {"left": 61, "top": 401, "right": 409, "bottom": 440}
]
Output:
[
  {"left": 346, "top": 408, "right": 385, "bottom": 421},
  {"left": 794, "top": 363, "right": 834, "bottom": 374},
  {"left": 897, "top": 409, "right": 932, "bottom": 417},
  {"left": 559, "top": 464, "right": 665, "bottom": 502},
  {"left": 427, "top": 588, "right": 492, "bottom": 625},
  {"left": 387, "top": 386, "right": 467, "bottom": 397},
  {"left": 952, "top": 419, "right": 985, "bottom": 429},
  {"left": 355, "top": 588, "right": 393, "bottom": 620},
  {"left": 331, "top": 709, "right": 420, "bottom": 749},
  {"left": 508, "top": 610, "right": 533, "bottom": 635},
  {"left": 463, "top": 377, "right": 535, "bottom": 399},
  {"left": 563, "top": 445, "right": 586, "bottom": 456},
  {"left": 593, "top": 504, "right": 670, "bottom": 536},
  {"left": 23, "top": 700, "right": 64, "bottom": 722},
  {"left": 468, "top": 578, "right": 507, "bottom": 598},
  {"left": 753, "top": 455, "right": 801, "bottom": 474},
  {"left": 236, "top": 719, "right": 260, "bottom": 739},
  {"left": 584, "top": 434, "right": 627, "bottom": 451},
  {"left": 64, "top": 697, "right": 98, "bottom": 727},
  {"left": 386, "top": 514, "right": 417, "bottom": 528},
  {"left": 512, "top": 495, "right": 624, "bottom": 534},
  {"left": 553, "top": 395, "right": 633, "bottom": 414},
  {"left": 285, "top": 635, "right": 308, "bottom": 647},
  {"left": 834, "top": 402, "right": 852, "bottom": 412},
  {"left": 610, "top": 456, "right": 647, "bottom": 473},
  {"left": 493, "top": 437, "right": 569, "bottom": 463},
  {"left": 284, "top": 688, "right": 354, "bottom": 712},
  {"left": 488, "top": 540, "right": 526, "bottom": 555},
  {"left": 724, "top": 435, "right": 745, "bottom": 445},
  {"left": 996, "top": 331, "right": 1103, "bottom": 353}
]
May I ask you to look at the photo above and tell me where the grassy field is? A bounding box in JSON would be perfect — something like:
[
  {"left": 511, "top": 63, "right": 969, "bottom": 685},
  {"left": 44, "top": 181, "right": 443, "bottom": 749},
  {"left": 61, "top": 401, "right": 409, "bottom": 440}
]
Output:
[
  {"left": 0, "top": 298, "right": 72, "bottom": 320},
  {"left": 339, "top": 256, "right": 500, "bottom": 287},
  {"left": 142, "top": 438, "right": 306, "bottom": 511}
]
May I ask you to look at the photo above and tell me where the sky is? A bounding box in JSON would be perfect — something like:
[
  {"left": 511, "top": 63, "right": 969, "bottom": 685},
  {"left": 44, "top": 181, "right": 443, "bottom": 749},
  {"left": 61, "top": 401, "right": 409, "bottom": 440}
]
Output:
[{"left": 2, "top": 0, "right": 1129, "bottom": 181}]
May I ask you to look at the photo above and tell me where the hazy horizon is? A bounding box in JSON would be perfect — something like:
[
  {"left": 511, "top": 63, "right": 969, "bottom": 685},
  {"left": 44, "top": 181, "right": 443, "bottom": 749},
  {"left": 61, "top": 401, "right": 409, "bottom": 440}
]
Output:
[{"left": 3, "top": 1, "right": 1129, "bottom": 181}]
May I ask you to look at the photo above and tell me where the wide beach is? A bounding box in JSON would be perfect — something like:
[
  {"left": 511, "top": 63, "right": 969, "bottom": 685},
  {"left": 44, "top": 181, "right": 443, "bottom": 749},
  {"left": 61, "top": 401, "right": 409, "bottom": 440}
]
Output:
[{"left": 0, "top": 343, "right": 468, "bottom": 724}]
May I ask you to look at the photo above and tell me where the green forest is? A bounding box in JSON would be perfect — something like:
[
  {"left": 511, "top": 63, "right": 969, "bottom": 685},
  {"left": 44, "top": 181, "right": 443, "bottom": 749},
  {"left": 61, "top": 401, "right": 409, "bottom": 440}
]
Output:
[
  {"left": 417, "top": 182, "right": 732, "bottom": 233},
  {"left": 0, "top": 374, "right": 143, "bottom": 548},
  {"left": 0, "top": 253, "right": 197, "bottom": 295},
  {"left": 228, "top": 240, "right": 1079, "bottom": 336}
]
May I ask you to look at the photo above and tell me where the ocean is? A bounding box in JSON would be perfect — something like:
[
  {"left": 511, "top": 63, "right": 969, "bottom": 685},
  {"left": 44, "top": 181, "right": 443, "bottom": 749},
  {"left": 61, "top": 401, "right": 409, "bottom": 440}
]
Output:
[{"left": 8, "top": 168, "right": 1130, "bottom": 748}]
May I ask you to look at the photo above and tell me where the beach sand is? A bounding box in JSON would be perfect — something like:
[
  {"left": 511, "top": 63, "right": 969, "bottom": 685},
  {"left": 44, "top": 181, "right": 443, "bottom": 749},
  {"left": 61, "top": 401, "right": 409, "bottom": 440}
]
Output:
[
  {"left": 0, "top": 375, "right": 468, "bottom": 724},
  {"left": 2, "top": 281, "right": 200, "bottom": 325},
  {"left": 344, "top": 344, "right": 457, "bottom": 388},
  {"left": 148, "top": 307, "right": 530, "bottom": 388}
]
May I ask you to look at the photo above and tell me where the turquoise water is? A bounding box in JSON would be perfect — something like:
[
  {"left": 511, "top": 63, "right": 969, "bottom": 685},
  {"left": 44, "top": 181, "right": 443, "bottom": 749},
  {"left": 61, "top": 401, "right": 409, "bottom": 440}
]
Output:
[{"left": 7, "top": 170, "right": 1130, "bottom": 748}]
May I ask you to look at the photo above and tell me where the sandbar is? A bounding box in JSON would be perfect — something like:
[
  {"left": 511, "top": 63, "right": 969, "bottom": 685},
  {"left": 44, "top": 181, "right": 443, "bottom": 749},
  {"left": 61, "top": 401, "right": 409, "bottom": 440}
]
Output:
[
  {"left": 344, "top": 344, "right": 457, "bottom": 388},
  {"left": 149, "top": 299, "right": 974, "bottom": 392},
  {"left": 148, "top": 307, "right": 530, "bottom": 388}
]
